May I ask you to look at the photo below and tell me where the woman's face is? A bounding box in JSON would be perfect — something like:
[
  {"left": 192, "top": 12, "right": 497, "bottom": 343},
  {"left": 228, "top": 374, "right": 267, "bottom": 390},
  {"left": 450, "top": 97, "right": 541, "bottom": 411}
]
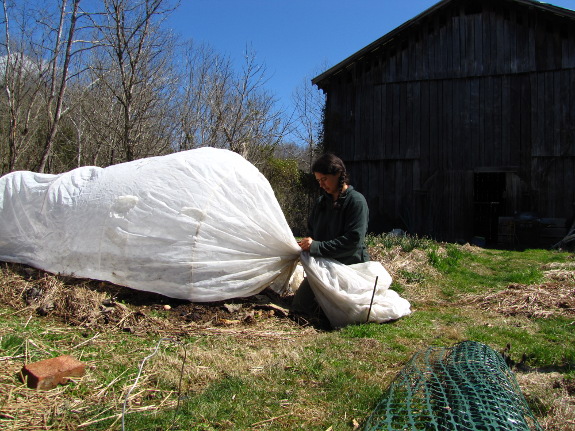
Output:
[{"left": 314, "top": 172, "right": 340, "bottom": 196}]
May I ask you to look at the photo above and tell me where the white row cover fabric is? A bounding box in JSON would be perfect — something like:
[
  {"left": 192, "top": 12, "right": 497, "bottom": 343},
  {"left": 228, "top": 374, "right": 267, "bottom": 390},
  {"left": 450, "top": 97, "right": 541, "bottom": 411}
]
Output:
[
  {"left": 300, "top": 253, "right": 411, "bottom": 327},
  {"left": 0, "top": 147, "right": 410, "bottom": 326}
]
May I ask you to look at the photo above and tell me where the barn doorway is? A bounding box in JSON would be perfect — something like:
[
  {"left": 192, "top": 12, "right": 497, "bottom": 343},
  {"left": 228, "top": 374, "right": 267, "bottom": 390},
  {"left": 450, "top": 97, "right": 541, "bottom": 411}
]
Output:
[{"left": 473, "top": 172, "right": 506, "bottom": 245}]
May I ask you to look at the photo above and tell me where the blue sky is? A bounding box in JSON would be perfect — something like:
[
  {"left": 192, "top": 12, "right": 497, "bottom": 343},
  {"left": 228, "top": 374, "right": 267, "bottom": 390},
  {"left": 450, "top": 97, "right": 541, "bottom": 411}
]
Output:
[{"left": 167, "top": 0, "right": 575, "bottom": 113}]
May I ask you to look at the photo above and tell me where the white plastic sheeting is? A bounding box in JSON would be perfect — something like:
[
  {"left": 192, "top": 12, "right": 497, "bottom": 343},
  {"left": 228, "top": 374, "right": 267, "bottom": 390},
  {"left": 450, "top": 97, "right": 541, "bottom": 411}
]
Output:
[{"left": 0, "top": 147, "right": 410, "bottom": 326}]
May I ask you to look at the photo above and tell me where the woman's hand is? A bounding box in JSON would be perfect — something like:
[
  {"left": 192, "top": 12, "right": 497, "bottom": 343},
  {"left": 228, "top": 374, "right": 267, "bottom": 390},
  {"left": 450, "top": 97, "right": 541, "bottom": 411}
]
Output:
[{"left": 297, "top": 237, "right": 313, "bottom": 251}]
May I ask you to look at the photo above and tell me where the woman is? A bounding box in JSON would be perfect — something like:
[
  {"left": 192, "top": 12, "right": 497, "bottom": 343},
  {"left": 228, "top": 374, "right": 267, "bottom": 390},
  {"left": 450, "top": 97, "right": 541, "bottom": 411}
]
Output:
[{"left": 293, "top": 153, "right": 370, "bottom": 315}]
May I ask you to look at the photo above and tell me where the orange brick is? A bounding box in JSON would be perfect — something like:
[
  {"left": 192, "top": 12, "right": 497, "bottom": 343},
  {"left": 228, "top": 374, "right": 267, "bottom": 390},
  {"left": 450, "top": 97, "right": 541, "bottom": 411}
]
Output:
[{"left": 21, "top": 355, "right": 85, "bottom": 390}]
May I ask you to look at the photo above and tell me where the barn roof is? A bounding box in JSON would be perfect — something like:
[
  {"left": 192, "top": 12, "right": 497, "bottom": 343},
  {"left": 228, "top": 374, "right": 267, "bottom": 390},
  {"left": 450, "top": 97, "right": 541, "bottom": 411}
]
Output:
[{"left": 312, "top": 0, "right": 575, "bottom": 89}]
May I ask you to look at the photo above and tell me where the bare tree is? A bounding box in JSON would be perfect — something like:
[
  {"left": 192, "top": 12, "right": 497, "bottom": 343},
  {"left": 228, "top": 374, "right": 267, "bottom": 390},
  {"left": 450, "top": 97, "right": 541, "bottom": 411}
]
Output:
[
  {"left": 0, "top": 0, "right": 99, "bottom": 173},
  {"left": 218, "top": 46, "right": 289, "bottom": 166},
  {"left": 1, "top": 0, "right": 292, "bottom": 175},
  {"left": 87, "top": 0, "right": 179, "bottom": 164},
  {"left": 177, "top": 41, "right": 233, "bottom": 151},
  {"left": 177, "top": 43, "right": 289, "bottom": 167},
  {"left": 35, "top": 0, "right": 83, "bottom": 172},
  {"left": 0, "top": 0, "right": 45, "bottom": 173},
  {"left": 291, "top": 72, "right": 326, "bottom": 170}
]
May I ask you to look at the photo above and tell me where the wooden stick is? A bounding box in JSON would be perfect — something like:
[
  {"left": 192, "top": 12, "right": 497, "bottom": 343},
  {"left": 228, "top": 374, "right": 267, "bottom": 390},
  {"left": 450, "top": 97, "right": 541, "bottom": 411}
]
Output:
[{"left": 366, "top": 276, "right": 379, "bottom": 323}]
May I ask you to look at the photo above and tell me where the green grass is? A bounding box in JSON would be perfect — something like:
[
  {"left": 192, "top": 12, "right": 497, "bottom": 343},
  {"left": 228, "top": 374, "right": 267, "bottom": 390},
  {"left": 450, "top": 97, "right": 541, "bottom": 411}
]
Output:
[
  {"left": 1, "top": 333, "right": 25, "bottom": 355},
  {"left": 425, "top": 245, "right": 556, "bottom": 298},
  {"left": 396, "top": 269, "right": 425, "bottom": 285},
  {"left": 467, "top": 316, "right": 575, "bottom": 370}
]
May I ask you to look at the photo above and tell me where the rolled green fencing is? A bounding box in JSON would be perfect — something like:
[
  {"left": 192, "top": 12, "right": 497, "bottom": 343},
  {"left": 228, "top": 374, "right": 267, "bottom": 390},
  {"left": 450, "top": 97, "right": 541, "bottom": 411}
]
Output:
[{"left": 364, "top": 340, "right": 542, "bottom": 430}]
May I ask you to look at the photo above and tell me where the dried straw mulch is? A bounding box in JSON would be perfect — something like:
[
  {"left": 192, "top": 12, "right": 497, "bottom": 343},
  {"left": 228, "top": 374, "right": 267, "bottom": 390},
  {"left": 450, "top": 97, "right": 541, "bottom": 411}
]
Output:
[{"left": 459, "top": 263, "right": 575, "bottom": 319}]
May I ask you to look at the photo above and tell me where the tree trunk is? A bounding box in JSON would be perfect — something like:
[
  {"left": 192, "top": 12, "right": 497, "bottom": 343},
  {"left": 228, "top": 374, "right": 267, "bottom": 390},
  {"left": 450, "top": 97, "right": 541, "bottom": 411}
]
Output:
[{"left": 37, "top": 0, "right": 80, "bottom": 173}]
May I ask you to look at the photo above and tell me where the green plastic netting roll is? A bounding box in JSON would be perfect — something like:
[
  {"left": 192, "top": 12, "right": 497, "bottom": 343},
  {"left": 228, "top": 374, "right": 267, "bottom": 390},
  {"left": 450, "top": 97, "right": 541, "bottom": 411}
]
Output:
[{"left": 364, "top": 341, "right": 542, "bottom": 431}]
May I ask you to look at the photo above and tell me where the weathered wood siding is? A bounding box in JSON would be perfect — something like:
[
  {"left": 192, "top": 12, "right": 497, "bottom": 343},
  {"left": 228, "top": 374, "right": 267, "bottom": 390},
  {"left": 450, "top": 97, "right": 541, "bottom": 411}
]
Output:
[{"left": 317, "top": 0, "right": 575, "bottom": 245}]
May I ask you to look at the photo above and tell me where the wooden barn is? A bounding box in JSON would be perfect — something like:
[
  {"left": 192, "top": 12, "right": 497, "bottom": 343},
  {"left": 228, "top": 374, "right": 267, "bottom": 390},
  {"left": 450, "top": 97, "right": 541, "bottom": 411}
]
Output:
[{"left": 312, "top": 0, "right": 575, "bottom": 248}]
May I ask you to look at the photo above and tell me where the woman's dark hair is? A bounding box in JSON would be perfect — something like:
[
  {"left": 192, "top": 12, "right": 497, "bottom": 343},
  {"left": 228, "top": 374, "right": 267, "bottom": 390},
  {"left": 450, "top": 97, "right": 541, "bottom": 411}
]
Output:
[
  {"left": 312, "top": 153, "right": 350, "bottom": 207},
  {"left": 311, "top": 153, "right": 349, "bottom": 184}
]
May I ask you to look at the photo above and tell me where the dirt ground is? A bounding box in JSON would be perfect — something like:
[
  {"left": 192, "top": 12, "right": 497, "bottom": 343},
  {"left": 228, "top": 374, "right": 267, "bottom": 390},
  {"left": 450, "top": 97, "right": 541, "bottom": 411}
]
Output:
[{"left": 0, "top": 263, "right": 331, "bottom": 336}]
